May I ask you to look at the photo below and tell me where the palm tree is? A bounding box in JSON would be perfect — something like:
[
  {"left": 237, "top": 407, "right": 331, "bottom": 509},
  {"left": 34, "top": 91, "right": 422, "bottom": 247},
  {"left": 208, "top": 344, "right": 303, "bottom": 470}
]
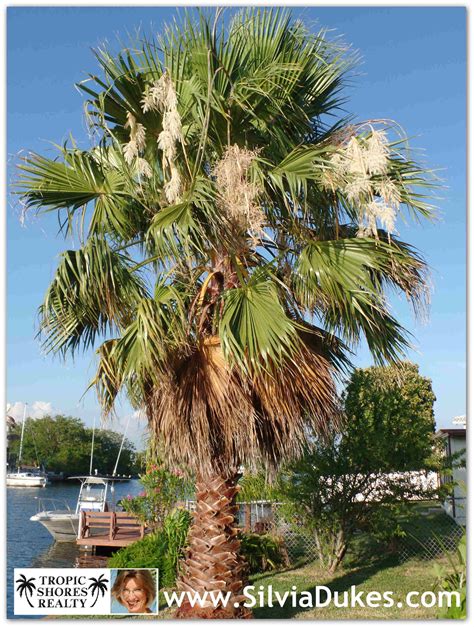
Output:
[
  {"left": 16, "top": 8, "right": 434, "bottom": 618},
  {"left": 88, "top": 574, "right": 109, "bottom": 608},
  {"left": 16, "top": 575, "right": 36, "bottom": 608}
]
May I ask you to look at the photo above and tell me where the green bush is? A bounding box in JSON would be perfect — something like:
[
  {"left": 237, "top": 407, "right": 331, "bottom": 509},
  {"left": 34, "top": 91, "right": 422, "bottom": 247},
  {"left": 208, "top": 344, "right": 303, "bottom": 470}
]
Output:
[
  {"left": 119, "top": 461, "right": 190, "bottom": 531},
  {"left": 240, "top": 533, "right": 288, "bottom": 573},
  {"left": 434, "top": 532, "right": 466, "bottom": 619},
  {"left": 109, "top": 510, "right": 286, "bottom": 586},
  {"left": 108, "top": 508, "right": 192, "bottom": 587}
]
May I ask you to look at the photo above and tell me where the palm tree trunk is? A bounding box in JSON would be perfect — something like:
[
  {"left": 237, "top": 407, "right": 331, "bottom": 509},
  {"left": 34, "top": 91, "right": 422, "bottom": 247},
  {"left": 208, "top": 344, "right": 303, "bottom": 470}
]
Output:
[{"left": 175, "top": 472, "right": 251, "bottom": 618}]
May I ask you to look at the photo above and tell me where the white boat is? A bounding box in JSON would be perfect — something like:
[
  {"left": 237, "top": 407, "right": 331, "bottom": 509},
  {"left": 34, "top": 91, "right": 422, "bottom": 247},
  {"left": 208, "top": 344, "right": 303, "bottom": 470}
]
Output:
[
  {"left": 6, "top": 404, "right": 49, "bottom": 488},
  {"left": 7, "top": 468, "right": 48, "bottom": 488},
  {"left": 30, "top": 414, "right": 133, "bottom": 542},
  {"left": 30, "top": 474, "right": 129, "bottom": 542}
]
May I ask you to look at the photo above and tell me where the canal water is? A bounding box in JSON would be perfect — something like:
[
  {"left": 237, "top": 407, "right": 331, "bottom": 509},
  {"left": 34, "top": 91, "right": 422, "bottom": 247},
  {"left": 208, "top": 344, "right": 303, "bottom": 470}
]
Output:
[{"left": 7, "top": 479, "right": 142, "bottom": 619}]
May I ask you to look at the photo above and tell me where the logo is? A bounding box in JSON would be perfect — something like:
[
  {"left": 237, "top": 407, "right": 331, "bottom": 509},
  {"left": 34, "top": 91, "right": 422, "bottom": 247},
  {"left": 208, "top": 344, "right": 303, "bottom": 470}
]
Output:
[
  {"left": 14, "top": 569, "right": 111, "bottom": 615},
  {"left": 14, "top": 568, "right": 159, "bottom": 616}
]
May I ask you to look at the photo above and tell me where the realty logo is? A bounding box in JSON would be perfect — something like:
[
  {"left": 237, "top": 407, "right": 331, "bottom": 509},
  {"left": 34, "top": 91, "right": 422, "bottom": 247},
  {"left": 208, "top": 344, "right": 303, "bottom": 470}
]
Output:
[
  {"left": 15, "top": 574, "right": 37, "bottom": 608},
  {"left": 88, "top": 574, "right": 109, "bottom": 608},
  {"left": 14, "top": 568, "right": 112, "bottom": 616}
]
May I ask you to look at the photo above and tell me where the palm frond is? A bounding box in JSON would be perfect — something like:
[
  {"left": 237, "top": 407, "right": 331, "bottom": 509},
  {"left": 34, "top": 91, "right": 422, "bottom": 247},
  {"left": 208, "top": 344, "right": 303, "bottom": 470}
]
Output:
[
  {"left": 148, "top": 335, "right": 339, "bottom": 474},
  {"left": 294, "top": 237, "right": 427, "bottom": 362},
  {"left": 16, "top": 144, "right": 148, "bottom": 240},
  {"left": 219, "top": 273, "right": 299, "bottom": 373},
  {"left": 38, "top": 237, "right": 148, "bottom": 356}
]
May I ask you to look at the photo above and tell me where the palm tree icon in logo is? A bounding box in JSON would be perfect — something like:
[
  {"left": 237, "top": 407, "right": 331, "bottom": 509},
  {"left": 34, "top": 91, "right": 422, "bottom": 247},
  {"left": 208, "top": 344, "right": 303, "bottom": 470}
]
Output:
[
  {"left": 88, "top": 574, "right": 109, "bottom": 608},
  {"left": 16, "top": 575, "right": 36, "bottom": 608}
]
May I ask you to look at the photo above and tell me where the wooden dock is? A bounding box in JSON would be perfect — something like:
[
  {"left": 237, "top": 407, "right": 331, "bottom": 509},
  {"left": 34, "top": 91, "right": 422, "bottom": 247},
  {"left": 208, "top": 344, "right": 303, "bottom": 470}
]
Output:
[{"left": 76, "top": 510, "right": 147, "bottom": 548}]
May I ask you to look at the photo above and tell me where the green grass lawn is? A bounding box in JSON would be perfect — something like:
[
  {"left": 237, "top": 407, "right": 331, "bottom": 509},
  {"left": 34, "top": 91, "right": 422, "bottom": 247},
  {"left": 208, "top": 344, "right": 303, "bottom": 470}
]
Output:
[
  {"left": 59, "top": 553, "right": 449, "bottom": 621},
  {"left": 152, "top": 553, "right": 449, "bottom": 620},
  {"left": 249, "top": 555, "right": 447, "bottom": 620},
  {"left": 62, "top": 503, "right": 461, "bottom": 620}
]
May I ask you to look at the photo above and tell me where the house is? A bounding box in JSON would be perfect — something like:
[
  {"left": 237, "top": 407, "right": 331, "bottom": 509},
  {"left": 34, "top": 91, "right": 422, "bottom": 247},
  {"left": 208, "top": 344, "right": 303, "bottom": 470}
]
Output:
[{"left": 437, "top": 415, "right": 466, "bottom": 525}]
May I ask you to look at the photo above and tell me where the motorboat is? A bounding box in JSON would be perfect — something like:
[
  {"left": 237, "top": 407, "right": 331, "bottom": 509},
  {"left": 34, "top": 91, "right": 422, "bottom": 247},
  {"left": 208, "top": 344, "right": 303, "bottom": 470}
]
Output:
[
  {"left": 30, "top": 413, "right": 133, "bottom": 541},
  {"left": 30, "top": 474, "right": 129, "bottom": 542}
]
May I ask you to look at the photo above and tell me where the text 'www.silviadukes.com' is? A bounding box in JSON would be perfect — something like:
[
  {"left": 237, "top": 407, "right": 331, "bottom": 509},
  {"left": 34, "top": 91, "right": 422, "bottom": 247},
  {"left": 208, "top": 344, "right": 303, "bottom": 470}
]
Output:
[{"left": 162, "top": 584, "right": 461, "bottom": 611}]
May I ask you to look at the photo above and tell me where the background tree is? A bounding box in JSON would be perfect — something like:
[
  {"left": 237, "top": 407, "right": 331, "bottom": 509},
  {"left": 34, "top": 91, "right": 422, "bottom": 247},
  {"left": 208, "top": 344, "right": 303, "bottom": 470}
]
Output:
[
  {"left": 8, "top": 415, "right": 138, "bottom": 475},
  {"left": 278, "top": 363, "right": 443, "bottom": 573},
  {"left": 16, "top": 9, "right": 434, "bottom": 617},
  {"left": 343, "top": 362, "right": 438, "bottom": 470},
  {"left": 92, "top": 428, "right": 138, "bottom": 475}
]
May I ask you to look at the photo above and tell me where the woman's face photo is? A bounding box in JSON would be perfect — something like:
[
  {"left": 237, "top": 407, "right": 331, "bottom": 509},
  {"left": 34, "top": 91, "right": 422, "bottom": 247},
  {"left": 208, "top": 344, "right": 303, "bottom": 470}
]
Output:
[
  {"left": 111, "top": 569, "right": 157, "bottom": 615},
  {"left": 121, "top": 577, "right": 149, "bottom": 613}
]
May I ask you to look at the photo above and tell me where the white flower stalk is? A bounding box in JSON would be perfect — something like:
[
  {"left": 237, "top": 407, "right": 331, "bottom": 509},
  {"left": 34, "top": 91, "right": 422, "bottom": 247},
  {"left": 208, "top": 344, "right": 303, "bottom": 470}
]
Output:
[
  {"left": 123, "top": 139, "right": 138, "bottom": 165},
  {"left": 137, "top": 157, "right": 153, "bottom": 179},
  {"left": 141, "top": 79, "right": 166, "bottom": 113},
  {"left": 164, "top": 164, "right": 182, "bottom": 204},
  {"left": 141, "top": 87, "right": 155, "bottom": 113},
  {"left": 141, "top": 72, "right": 179, "bottom": 114},
  {"left": 376, "top": 201, "right": 396, "bottom": 234},
  {"left": 357, "top": 199, "right": 396, "bottom": 238},
  {"left": 213, "top": 144, "right": 265, "bottom": 237},
  {"left": 322, "top": 126, "right": 399, "bottom": 237},
  {"left": 365, "top": 129, "right": 389, "bottom": 175},
  {"left": 320, "top": 152, "right": 347, "bottom": 192},
  {"left": 157, "top": 130, "right": 177, "bottom": 160},
  {"left": 345, "top": 175, "right": 372, "bottom": 203},
  {"left": 135, "top": 125, "right": 146, "bottom": 151},
  {"left": 345, "top": 137, "right": 367, "bottom": 176},
  {"left": 357, "top": 201, "right": 379, "bottom": 238},
  {"left": 142, "top": 72, "right": 183, "bottom": 204},
  {"left": 373, "top": 177, "right": 402, "bottom": 207},
  {"left": 124, "top": 112, "right": 146, "bottom": 151},
  {"left": 162, "top": 109, "right": 182, "bottom": 142},
  {"left": 123, "top": 111, "right": 147, "bottom": 166}
]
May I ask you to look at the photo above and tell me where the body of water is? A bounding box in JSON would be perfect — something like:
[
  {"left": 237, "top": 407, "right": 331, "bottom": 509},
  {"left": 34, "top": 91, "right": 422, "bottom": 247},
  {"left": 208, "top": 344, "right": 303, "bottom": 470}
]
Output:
[{"left": 7, "top": 479, "right": 142, "bottom": 619}]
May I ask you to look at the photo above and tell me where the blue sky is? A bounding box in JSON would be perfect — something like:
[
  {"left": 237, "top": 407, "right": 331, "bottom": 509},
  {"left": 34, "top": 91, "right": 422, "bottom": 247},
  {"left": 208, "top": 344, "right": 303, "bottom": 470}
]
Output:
[{"left": 7, "top": 6, "right": 466, "bottom": 447}]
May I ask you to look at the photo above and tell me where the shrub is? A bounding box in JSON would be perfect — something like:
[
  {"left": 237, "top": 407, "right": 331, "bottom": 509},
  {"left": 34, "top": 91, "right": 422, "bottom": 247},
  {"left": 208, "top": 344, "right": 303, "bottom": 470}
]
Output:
[
  {"left": 120, "top": 461, "right": 190, "bottom": 531},
  {"left": 109, "top": 510, "right": 286, "bottom": 585},
  {"left": 108, "top": 508, "right": 192, "bottom": 587},
  {"left": 240, "top": 533, "right": 288, "bottom": 573},
  {"left": 434, "top": 532, "right": 466, "bottom": 619}
]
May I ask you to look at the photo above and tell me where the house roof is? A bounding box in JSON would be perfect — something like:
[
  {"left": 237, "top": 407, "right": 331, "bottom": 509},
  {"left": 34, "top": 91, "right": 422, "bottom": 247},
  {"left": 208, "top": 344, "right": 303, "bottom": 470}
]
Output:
[{"left": 437, "top": 428, "right": 466, "bottom": 437}]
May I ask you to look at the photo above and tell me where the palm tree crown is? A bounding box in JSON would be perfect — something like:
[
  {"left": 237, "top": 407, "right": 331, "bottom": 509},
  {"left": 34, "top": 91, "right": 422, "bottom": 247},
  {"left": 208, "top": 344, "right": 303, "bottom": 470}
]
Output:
[{"left": 17, "top": 8, "right": 434, "bottom": 476}]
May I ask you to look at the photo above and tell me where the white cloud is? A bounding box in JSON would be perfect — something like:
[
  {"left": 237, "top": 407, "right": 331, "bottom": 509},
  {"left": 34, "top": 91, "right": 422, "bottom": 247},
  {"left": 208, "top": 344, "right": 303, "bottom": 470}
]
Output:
[{"left": 6, "top": 401, "right": 55, "bottom": 422}]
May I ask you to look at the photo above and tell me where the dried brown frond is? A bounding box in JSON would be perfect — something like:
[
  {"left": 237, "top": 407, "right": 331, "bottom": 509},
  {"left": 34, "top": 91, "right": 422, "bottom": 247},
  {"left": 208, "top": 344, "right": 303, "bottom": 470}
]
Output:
[{"left": 147, "top": 336, "right": 340, "bottom": 475}]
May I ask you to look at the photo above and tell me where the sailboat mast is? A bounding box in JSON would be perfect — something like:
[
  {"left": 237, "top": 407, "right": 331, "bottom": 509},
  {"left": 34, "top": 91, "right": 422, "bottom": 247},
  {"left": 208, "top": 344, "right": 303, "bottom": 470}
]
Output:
[
  {"left": 112, "top": 414, "right": 132, "bottom": 476},
  {"left": 18, "top": 403, "right": 27, "bottom": 467},
  {"left": 89, "top": 416, "right": 96, "bottom": 476}
]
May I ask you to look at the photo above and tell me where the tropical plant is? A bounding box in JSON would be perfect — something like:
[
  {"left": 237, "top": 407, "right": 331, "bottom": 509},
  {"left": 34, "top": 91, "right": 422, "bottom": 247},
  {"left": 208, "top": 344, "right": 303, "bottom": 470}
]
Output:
[
  {"left": 16, "top": 8, "right": 434, "bottom": 618},
  {"left": 237, "top": 469, "right": 279, "bottom": 503},
  {"left": 120, "top": 460, "right": 190, "bottom": 530},
  {"left": 343, "top": 363, "right": 438, "bottom": 471},
  {"left": 277, "top": 363, "right": 443, "bottom": 573},
  {"left": 108, "top": 508, "right": 192, "bottom": 587},
  {"left": 240, "top": 532, "right": 289, "bottom": 573},
  {"left": 434, "top": 532, "right": 466, "bottom": 619}
]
